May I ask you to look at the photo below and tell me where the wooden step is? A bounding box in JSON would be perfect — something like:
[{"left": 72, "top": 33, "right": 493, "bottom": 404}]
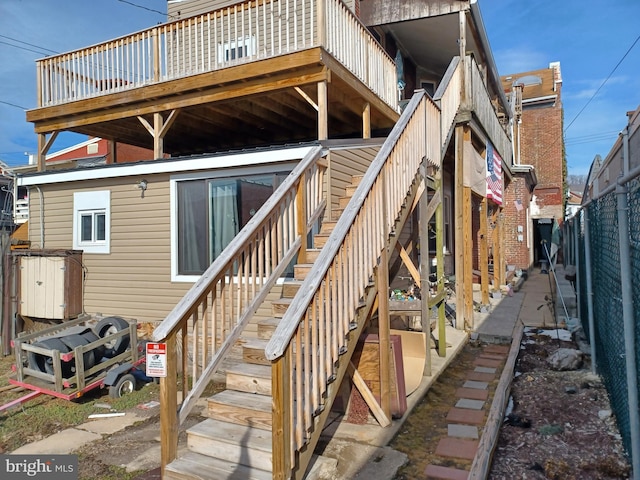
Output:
[
  {"left": 271, "top": 297, "right": 292, "bottom": 317},
  {"left": 207, "top": 390, "right": 272, "bottom": 430},
  {"left": 351, "top": 174, "right": 363, "bottom": 186},
  {"left": 313, "top": 233, "right": 330, "bottom": 248},
  {"left": 187, "top": 418, "right": 273, "bottom": 471},
  {"left": 320, "top": 220, "right": 337, "bottom": 234},
  {"left": 164, "top": 450, "right": 272, "bottom": 480},
  {"left": 226, "top": 362, "right": 272, "bottom": 395},
  {"left": 282, "top": 279, "right": 304, "bottom": 298},
  {"left": 257, "top": 318, "right": 280, "bottom": 339},
  {"left": 241, "top": 338, "right": 270, "bottom": 365},
  {"left": 338, "top": 196, "right": 351, "bottom": 208},
  {"left": 345, "top": 184, "right": 358, "bottom": 196},
  {"left": 305, "top": 248, "right": 321, "bottom": 263},
  {"left": 294, "top": 263, "right": 313, "bottom": 280}
]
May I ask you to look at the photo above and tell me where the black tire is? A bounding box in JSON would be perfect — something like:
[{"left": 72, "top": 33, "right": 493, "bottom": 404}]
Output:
[
  {"left": 80, "top": 329, "right": 106, "bottom": 362},
  {"left": 28, "top": 337, "right": 71, "bottom": 376},
  {"left": 93, "top": 316, "right": 130, "bottom": 358},
  {"left": 60, "top": 334, "right": 96, "bottom": 372},
  {"left": 109, "top": 373, "right": 136, "bottom": 398}
]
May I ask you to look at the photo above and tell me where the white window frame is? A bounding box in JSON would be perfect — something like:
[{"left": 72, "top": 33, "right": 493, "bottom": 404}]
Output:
[
  {"left": 170, "top": 164, "right": 292, "bottom": 283},
  {"left": 73, "top": 191, "right": 110, "bottom": 254},
  {"left": 218, "top": 35, "right": 257, "bottom": 63}
]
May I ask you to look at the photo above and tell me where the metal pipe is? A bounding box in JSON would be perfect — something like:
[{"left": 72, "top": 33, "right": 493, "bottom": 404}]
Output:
[
  {"left": 573, "top": 215, "right": 581, "bottom": 322},
  {"left": 623, "top": 126, "right": 630, "bottom": 177},
  {"left": 615, "top": 180, "right": 640, "bottom": 476},
  {"left": 583, "top": 210, "right": 597, "bottom": 374}
]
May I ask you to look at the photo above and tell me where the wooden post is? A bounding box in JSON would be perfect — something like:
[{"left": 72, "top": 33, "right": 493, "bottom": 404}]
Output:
[
  {"left": 272, "top": 348, "right": 292, "bottom": 480},
  {"left": 296, "top": 176, "right": 307, "bottom": 264},
  {"left": 37, "top": 134, "right": 46, "bottom": 172},
  {"left": 454, "top": 125, "right": 465, "bottom": 329},
  {"left": 154, "top": 112, "right": 163, "bottom": 160},
  {"left": 435, "top": 172, "right": 447, "bottom": 357},
  {"left": 480, "top": 197, "right": 490, "bottom": 304},
  {"left": 495, "top": 211, "right": 505, "bottom": 287},
  {"left": 318, "top": 81, "right": 328, "bottom": 141},
  {"left": 160, "top": 330, "right": 178, "bottom": 477},
  {"left": 107, "top": 139, "right": 117, "bottom": 164},
  {"left": 363, "top": 102, "right": 371, "bottom": 139},
  {"left": 36, "top": 131, "right": 59, "bottom": 172},
  {"left": 420, "top": 176, "right": 433, "bottom": 374},
  {"left": 463, "top": 185, "right": 473, "bottom": 328},
  {"left": 377, "top": 168, "right": 391, "bottom": 420},
  {"left": 153, "top": 27, "right": 160, "bottom": 82}
]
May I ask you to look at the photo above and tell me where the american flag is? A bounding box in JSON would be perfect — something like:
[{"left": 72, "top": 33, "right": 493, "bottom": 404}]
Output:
[{"left": 486, "top": 142, "right": 502, "bottom": 205}]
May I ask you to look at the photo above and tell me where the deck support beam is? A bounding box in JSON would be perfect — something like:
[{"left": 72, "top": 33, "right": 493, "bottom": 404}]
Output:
[
  {"left": 480, "top": 197, "right": 490, "bottom": 304},
  {"left": 376, "top": 172, "right": 391, "bottom": 421},
  {"left": 36, "top": 131, "right": 59, "bottom": 172},
  {"left": 317, "top": 80, "right": 328, "bottom": 140},
  {"left": 363, "top": 102, "right": 371, "bottom": 139},
  {"left": 138, "top": 110, "right": 179, "bottom": 159}
]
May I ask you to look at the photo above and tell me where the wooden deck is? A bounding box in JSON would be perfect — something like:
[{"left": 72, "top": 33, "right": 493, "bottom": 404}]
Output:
[{"left": 26, "top": 0, "right": 400, "bottom": 166}]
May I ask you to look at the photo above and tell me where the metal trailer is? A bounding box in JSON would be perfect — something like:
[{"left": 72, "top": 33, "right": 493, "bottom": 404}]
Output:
[{"left": 1, "top": 314, "right": 149, "bottom": 412}]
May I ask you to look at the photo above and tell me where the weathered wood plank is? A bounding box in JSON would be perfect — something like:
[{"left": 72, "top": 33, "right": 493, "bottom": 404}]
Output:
[{"left": 207, "top": 390, "right": 272, "bottom": 430}]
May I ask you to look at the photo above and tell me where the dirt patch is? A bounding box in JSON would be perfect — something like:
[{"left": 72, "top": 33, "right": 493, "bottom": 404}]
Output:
[
  {"left": 489, "top": 328, "right": 630, "bottom": 479},
  {"left": 391, "top": 341, "right": 498, "bottom": 478},
  {"left": 390, "top": 328, "right": 631, "bottom": 480}
]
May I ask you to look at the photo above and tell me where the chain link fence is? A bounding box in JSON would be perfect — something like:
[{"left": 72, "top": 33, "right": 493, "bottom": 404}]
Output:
[{"left": 564, "top": 175, "right": 640, "bottom": 470}]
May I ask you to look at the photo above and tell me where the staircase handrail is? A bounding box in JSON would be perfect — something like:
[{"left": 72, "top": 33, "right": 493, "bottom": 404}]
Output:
[
  {"left": 266, "top": 90, "right": 440, "bottom": 476},
  {"left": 153, "top": 144, "right": 326, "bottom": 457}
]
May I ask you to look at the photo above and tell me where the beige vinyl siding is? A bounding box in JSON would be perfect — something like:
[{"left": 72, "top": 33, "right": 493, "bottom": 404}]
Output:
[
  {"left": 27, "top": 174, "right": 190, "bottom": 324},
  {"left": 326, "top": 145, "right": 380, "bottom": 213},
  {"left": 165, "top": 0, "right": 316, "bottom": 77}
]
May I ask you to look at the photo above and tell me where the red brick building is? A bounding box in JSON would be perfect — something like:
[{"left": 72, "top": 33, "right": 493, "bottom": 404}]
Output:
[{"left": 501, "top": 62, "right": 565, "bottom": 270}]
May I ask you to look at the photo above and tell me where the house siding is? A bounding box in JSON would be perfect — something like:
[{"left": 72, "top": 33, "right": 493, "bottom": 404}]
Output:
[
  {"left": 27, "top": 174, "right": 191, "bottom": 324},
  {"left": 327, "top": 146, "right": 380, "bottom": 215}
]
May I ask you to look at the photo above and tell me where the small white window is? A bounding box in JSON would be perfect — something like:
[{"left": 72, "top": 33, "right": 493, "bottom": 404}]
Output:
[
  {"left": 73, "top": 191, "right": 110, "bottom": 254},
  {"left": 218, "top": 36, "right": 256, "bottom": 63}
]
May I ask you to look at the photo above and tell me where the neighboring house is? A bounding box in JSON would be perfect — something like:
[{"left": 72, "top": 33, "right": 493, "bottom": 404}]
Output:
[
  {"left": 565, "top": 190, "right": 582, "bottom": 219},
  {"left": 501, "top": 62, "right": 565, "bottom": 269},
  {"left": 18, "top": 1, "right": 517, "bottom": 477},
  {"left": 583, "top": 105, "right": 640, "bottom": 203}
]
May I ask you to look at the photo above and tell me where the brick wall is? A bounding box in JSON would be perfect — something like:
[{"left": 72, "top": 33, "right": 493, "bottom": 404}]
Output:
[
  {"left": 520, "top": 98, "right": 564, "bottom": 220},
  {"left": 502, "top": 176, "right": 533, "bottom": 269}
]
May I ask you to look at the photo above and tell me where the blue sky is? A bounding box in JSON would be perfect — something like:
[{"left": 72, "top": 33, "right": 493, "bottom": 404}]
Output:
[{"left": 1, "top": 1, "right": 639, "bottom": 176}]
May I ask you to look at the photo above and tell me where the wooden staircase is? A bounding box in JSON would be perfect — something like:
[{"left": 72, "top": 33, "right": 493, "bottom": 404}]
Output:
[
  {"left": 164, "top": 176, "right": 364, "bottom": 480},
  {"left": 155, "top": 91, "right": 441, "bottom": 480}
]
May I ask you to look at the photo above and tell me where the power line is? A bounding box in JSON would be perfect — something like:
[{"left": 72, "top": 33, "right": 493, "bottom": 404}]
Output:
[
  {"left": 116, "top": 0, "right": 171, "bottom": 19},
  {"left": 0, "top": 34, "right": 58, "bottom": 54},
  {"left": 564, "top": 33, "right": 640, "bottom": 133},
  {"left": 0, "top": 100, "right": 28, "bottom": 110},
  {"left": 0, "top": 40, "right": 52, "bottom": 56},
  {"left": 532, "top": 32, "right": 640, "bottom": 166}
]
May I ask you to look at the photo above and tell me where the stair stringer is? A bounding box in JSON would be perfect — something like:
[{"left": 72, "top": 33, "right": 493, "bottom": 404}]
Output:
[{"left": 292, "top": 171, "right": 426, "bottom": 480}]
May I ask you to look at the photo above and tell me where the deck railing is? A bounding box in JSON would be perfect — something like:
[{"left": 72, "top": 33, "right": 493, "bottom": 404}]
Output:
[
  {"left": 433, "top": 56, "right": 462, "bottom": 153},
  {"left": 265, "top": 90, "right": 440, "bottom": 477},
  {"left": 466, "top": 56, "right": 512, "bottom": 165},
  {"left": 152, "top": 145, "right": 326, "bottom": 467},
  {"left": 35, "top": 0, "right": 397, "bottom": 111}
]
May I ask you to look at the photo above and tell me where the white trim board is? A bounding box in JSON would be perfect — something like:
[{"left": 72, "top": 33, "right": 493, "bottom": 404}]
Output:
[{"left": 18, "top": 146, "right": 316, "bottom": 187}]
